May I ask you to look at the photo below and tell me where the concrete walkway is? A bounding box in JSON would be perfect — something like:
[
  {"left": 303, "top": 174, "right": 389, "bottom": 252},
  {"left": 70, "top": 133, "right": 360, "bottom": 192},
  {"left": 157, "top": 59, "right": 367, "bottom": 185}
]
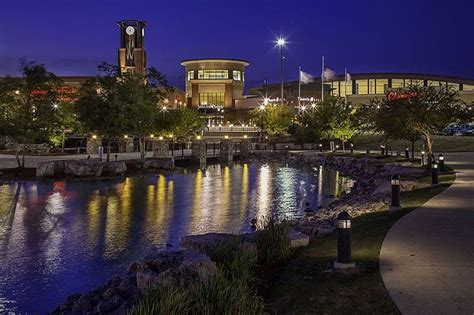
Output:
[{"left": 380, "top": 152, "right": 474, "bottom": 315}]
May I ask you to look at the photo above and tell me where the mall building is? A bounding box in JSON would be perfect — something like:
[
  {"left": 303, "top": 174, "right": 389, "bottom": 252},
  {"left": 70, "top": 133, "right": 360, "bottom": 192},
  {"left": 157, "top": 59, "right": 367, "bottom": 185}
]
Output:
[
  {"left": 251, "top": 73, "right": 474, "bottom": 105},
  {"left": 180, "top": 59, "right": 255, "bottom": 110}
]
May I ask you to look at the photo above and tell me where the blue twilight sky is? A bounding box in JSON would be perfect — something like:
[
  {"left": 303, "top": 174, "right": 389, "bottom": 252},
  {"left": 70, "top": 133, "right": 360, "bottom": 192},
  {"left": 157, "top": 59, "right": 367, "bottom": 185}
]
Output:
[{"left": 1, "top": 0, "right": 473, "bottom": 90}]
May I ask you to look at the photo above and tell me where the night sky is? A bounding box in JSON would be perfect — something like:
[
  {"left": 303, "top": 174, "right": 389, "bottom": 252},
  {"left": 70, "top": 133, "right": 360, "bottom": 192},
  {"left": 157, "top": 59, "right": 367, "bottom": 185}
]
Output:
[{"left": 1, "top": 0, "right": 473, "bottom": 90}]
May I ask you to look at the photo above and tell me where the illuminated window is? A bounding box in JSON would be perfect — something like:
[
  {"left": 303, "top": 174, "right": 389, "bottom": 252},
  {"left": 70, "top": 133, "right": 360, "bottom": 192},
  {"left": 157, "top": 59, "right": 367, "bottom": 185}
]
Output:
[
  {"left": 368, "top": 79, "right": 376, "bottom": 94},
  {"left": 404, "top": 79, "right": 412, "bottom": 87},
  {"left": 199, "top": 92, "right": 225, "bottom": 105},
  {"left": 242, "top": 72, "right": 245, "bottom": 81},
  {"left": 447, "top": 82, "right": 459, "bottom": 91},
  {"left": 340, "top": 80, "right": 352, "bottom": 96},
  {"left": 392, "top": 79, "right": 404, "bottom": 89},
  {"left": 332, "top": 81, "right": 340, "bottom": 96},
  {"left": 197, "top": 70, "right": 229, "bottom": 79},
  {"left": 233, "top": 70, "right": 241, "bottom": 81},
  {"left": 357, "top": 80, "right": 368, "bottom": 94},
  {"left": 187, "top": 71, "right": 194, "bottom": 81},
  {"left": 428, "top": 80, "right": 440, "bottom": 87},
  {"left": 375, "top": 79, "right": 388, "bottom": 94},
  {"left": 463, "top": 84, "right": 474, "bottom": 91},
  {"left": 411, "top": 79, "right": 423, "bottom": 87}
]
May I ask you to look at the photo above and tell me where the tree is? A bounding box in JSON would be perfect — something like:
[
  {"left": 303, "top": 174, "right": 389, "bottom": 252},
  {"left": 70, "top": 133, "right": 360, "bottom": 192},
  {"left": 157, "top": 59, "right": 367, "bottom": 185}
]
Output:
[
  {"left": 250, "top": 104, "right": 294, "bottom": 140},
  {"left": 360, "top": 85, "right": 469, "bottom": 164},
  {"left": 154, "top": 108, "right": 203, "bottom": 140},
  {"left": 75, "top": 63, "right": 172, "bottom": 161},
  {"left": 294, "top": 97, "right": 357, "bottom": 149},
  {"left": 0, "top": 60, "right": 63, "bottom": 167}
]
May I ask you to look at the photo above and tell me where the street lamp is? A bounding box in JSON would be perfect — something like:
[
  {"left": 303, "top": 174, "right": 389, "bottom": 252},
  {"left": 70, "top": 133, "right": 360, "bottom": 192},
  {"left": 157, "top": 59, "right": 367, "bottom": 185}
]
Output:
[
  {"left": 276, "top": 37, "right": 286, "bottom": 105},
  {"left": 259, "top": 104, "right": 266, "bottom": 143}
]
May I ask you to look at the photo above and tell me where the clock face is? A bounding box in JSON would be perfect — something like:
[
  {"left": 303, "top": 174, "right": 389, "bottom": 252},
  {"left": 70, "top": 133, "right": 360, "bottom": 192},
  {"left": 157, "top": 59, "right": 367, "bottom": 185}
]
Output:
[{"left": 125, "top": 26, "right": 135, "bottom": 35}]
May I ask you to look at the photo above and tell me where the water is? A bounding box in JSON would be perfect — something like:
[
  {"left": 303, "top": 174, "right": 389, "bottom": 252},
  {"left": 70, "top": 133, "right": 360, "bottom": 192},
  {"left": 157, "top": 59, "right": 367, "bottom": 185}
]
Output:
[{"left": 0, "top": 162, "right": 351, "bottom": 313}]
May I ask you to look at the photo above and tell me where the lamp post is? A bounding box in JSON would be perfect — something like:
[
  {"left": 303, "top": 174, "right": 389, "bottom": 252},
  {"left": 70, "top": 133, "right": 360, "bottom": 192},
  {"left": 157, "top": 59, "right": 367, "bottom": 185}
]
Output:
[
  {"left": 334, "top": 211, "right": 356, "bottom": 269},
  {"left": 276, "top": 37, "right": 286, "bottom": 106},
  {"left": 439, "top": 154, "right": 445, "bottom": 172},
  {"left": 432, "top": 162, "right": 439, "bottom": 185},
  {"left": 259, "top": 103, "right": 266, "bottom": 143},
  {"left": 390, "top": 175, "right": 401, "bottom": 211}
]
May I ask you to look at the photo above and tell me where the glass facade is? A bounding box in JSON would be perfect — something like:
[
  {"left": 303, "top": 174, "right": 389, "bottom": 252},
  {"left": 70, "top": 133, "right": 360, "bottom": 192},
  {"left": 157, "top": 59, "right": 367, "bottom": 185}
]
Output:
[
  {"left": 233, "top": 70, "right": 241, "bottom": 81},
  {"left": 199, "top": 92, "right": 225, "bottom": 105},
  {"left": 328, "top": 76, "right": 471, "bottom": 96},
  {"left": 197, "top": 70, "right": 229, "bottom": 79}
]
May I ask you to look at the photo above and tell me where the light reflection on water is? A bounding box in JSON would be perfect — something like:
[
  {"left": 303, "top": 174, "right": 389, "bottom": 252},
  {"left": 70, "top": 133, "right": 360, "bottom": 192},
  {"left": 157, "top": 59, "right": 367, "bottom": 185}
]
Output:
[{"left": 0, "top": 162, "right": 351, "bottom": 313}]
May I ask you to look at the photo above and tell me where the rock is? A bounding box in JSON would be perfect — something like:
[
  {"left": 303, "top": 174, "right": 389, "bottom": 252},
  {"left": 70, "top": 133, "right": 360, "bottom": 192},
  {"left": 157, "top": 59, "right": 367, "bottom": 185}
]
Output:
[
  {"left": 144, "top": 251, "right": 184, "bottom": 273},
  {"left": 179, "top": 233, "right": 236, "bottom": 254},
  {"left": 136, "top": 269, "right": 161, "bottom": 294},
  {"left": 149, "top": 157, "right": 175, "bottom": 170},
  {"left": 64, "top": 160, "right": 103, "bottom": 177},
  {"left": 71, "top": 295, "right": 93, "bottom": 313},
  {"left": 102, "top": 161, "right": 127, "bottom": 176},
  {"left": 178, "top": 251, "right": 217, "bottom": 286},
  {"left": 36, "top": 160, "right": 65, "bottom": 178},
  {"left": 288, "top": 227, "right": 310, "bottom": 248}
]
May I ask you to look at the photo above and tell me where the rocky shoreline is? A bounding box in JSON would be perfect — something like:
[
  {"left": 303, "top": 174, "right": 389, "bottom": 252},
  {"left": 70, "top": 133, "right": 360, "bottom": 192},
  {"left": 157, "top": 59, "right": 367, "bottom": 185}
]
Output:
[{"left": 53, "top": 151, "right": 428, "bottom": 314}]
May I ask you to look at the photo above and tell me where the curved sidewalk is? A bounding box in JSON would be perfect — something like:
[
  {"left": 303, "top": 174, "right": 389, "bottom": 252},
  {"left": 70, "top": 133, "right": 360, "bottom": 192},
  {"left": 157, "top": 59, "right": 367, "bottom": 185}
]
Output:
[{"left": 380, "top": 153, "right": 474, "bottom": 315}]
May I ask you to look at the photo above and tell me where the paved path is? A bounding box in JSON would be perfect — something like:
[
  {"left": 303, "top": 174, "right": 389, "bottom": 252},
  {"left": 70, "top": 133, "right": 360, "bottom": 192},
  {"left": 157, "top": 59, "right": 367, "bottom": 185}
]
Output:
[{"left": 380, "top": 152, "right": 474, "bottom": 315}]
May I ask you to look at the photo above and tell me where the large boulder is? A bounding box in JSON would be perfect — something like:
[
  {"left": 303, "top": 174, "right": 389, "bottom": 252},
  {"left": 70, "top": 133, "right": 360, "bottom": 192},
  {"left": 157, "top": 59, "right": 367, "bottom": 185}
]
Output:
[
  {"left": 64, "top": 160, "right": 103, "bottom": 177},
  {"left": 102, "top": 161, "right": 127, "bottom": 176},
  {"left": 149, "top": 157, "right": 175, "bottom": 170},
  {"left": 288, "top": 227, "right": 310, "bottom": 248},
  {"left": 36, "top": 160, "right": 66, "bottom": 178}
]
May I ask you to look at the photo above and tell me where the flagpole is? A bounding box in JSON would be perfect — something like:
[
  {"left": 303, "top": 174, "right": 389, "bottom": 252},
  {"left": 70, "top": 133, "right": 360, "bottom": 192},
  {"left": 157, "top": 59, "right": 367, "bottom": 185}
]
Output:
[
  {"left": 298, "top": 66, "right": 301, "bottom": 108},
  {"left": 344, "top": 68, "right": 348, "bottom": 105},
  {"left": 321, "top": 56, "right": 325, "bottom": 102}
]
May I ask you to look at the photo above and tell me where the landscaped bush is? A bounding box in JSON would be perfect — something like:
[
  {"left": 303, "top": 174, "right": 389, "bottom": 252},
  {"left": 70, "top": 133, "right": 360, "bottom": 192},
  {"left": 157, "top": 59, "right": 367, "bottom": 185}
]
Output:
[
  {"left": 130, "top": 239, "right": 264, "bottom": 315},
  {"left": 255, "top": 217, "right": 291, "bottom": 265}
]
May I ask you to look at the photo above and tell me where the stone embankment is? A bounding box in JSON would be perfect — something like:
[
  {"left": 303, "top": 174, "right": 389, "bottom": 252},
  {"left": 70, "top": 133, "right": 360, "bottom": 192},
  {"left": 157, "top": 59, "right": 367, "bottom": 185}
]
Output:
[
  {"left": 53, "top": 151, "right": 428, "bottom": 313},
  {"left": 36, "top": 157, "right": 175, "bottom": 178}
]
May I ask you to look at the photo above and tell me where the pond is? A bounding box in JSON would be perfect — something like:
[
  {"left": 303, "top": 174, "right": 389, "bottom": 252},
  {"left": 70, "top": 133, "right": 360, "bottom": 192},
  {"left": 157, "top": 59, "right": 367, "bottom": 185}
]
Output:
[{"left": 0, "top": 162, "right": 352, "bottom": 313}]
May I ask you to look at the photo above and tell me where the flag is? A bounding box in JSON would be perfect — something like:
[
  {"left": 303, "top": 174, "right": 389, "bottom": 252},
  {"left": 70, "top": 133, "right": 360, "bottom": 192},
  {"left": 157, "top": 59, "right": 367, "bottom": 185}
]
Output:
[
  {"left": 322, "top": 67, "right": 336, "bottom": 81},
  {"left": 345, "top": 72, "right": 351, "bottom": 82},
  {"left": 299, "top": 70, "right": 314, "bottom": 84}
]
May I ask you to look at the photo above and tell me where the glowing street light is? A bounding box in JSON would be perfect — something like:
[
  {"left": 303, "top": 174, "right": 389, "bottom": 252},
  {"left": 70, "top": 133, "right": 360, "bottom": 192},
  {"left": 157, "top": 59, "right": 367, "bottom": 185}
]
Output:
[{"left": 275, "top": 36, "right": 286, "bottom": 105}]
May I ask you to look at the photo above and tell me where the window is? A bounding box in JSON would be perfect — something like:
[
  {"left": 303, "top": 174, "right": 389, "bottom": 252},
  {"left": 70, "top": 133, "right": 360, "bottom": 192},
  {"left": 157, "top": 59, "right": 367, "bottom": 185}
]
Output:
[
  {"left": 242, "top": 72, "right": 245, "bottom": 81},
  {"left": 331, "top": 81, "right": 340, "bottom": 96},
  {"left": 197, "top": 70, "right": 229, "bottom": 79},
  {"left": 199, "top": 92, "right": 225, "bottom": 105},
  {"left": 368, "top": 79, "right": 376, "bottom": 94},
  {"left": 375, "top": 79, "right": 388, "bottom": 94},
  {"left": 411, "top": 79, "right": 423, "bottom": 87},
  {"left": 463, "top": 84, "right": 474, "bottom": 91},
  {"left": 392, "top": 79, "right": 404, "bottom": 89},
  {"left": 428, "top": 80, "right": 440, "bottom": 87},
  {"left": 447, "top": 82, "right": 459, "bottom": 91},
  {"left": 187, "top": 71, "right": 194, "bottom": 81},
  {"left": 233, "top": 70, "right": 241, "bottom": 81},
  {"left": 340, "top": 80, "right": 352, "bottom": 96},
  {"left": 356, "top": 80, "right": 368, "bottom": 94}
]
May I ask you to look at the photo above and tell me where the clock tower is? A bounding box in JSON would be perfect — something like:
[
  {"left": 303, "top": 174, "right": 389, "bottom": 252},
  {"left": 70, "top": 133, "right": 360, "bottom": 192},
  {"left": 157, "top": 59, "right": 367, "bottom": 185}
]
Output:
[{"left": 117, "top": 20, "right": 147, "bottom": 75}]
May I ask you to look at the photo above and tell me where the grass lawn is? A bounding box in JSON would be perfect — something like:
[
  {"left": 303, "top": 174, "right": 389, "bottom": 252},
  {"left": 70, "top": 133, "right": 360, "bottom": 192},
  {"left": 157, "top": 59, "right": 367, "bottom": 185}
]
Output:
[
  {"left": 267, "top": 167, "right": 455, "bottom": 314},
  {"left": 352, "top": 134, "right": 474, "bottom": 153}
]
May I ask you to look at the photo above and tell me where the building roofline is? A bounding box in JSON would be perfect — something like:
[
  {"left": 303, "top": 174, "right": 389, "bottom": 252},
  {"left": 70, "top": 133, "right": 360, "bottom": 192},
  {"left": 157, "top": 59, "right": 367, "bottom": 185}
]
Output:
[
  {"left": 257, "top": 72, "right": 474, "bottom": 88},
  {"left": 180, "top": 58, "right": 250, "bottom": 67}
]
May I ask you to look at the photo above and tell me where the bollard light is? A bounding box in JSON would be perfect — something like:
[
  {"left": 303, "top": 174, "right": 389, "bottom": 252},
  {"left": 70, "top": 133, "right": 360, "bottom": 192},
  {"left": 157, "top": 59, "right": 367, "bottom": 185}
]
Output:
[
  {"left": 92, "top": 135, "right": 97, "bottom": 139},
  {"left": 159, "top": 136, "right": 164, "bottom": 140},
  {"left": 380, "top": 145, "right": 385, "bottom": 155},
  {"left": 224, "top": 135, "right": 229, "bottom": 139},
  {"left": 335, "top": 211, "right": 356, "bottom": 269},
  {"left": 196, "top": 135, "right": 202, "bottom": 140},
  {"left": 390, "top": 174, "right": 401, "bottom": 210},
  {"left": 350, "top": 143, "right": 354, "bottom": 154},
  {"left": 243, "top": 135, "right": 248, "bottom": 139},
  {"left": 124, "top": 135, "right": 128, "bottom": 139},
  {"left": 366, "top": 148, "right": 370, "bottom": 154},
  {"left": 421, "top": 151, "right": 425, "bottom": 166},
  {"left": 405, "top": 147, "right": 409, "bottom": 159},
  {"left": 439, "top": 154, "right": 445, "bottom": 172},
  {"left": 150, "top": 134, "right": 154, "bottom": 138},
  {"left": 319, "top": 143, "right": 323, "bottom": 152},
  {"left": 431, "top": 162, "right": 439, "bottom": 185}
]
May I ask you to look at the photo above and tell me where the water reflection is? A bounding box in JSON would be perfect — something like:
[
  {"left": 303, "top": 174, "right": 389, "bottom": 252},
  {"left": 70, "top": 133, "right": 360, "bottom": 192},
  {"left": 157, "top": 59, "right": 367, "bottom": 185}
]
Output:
[{"left": 0, "top": 162, "right": 351, "bottom": 313}]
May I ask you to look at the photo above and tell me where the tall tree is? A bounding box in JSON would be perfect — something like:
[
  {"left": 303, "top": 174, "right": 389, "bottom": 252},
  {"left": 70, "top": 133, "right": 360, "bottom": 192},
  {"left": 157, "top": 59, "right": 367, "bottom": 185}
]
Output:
[
  {"left": 0, "top": 60, "right": 63, "bottom": 167},
  {"left": 251, "top": 104, "right": 294, "bottom": 140}
]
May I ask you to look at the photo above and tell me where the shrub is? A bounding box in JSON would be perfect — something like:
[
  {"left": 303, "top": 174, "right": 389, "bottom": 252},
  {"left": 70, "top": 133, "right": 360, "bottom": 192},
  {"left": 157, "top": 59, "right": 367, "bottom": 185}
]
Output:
[
  {"left": 255, "top": 217, "right": 291, "bottom": 265},
  {"left": 129, "top": 285, "right": 191, "bottom": 315}
]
